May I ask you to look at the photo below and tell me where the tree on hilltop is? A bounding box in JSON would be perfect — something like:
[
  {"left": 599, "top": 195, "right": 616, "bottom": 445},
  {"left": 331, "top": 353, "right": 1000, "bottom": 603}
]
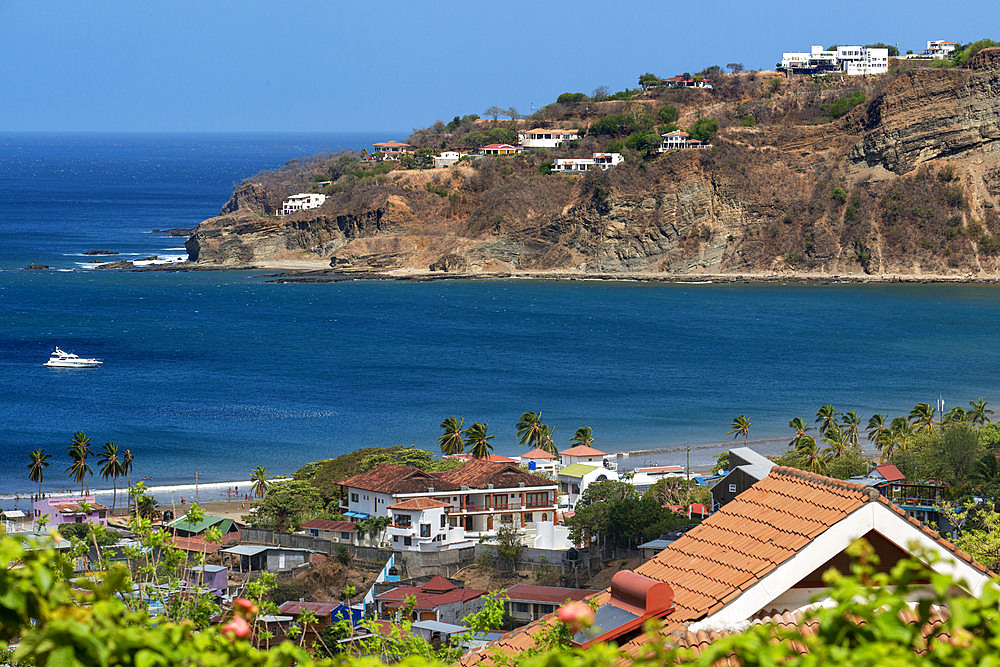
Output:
[{"left": 484, "top": 105, "right": 505, "bottom": 122}]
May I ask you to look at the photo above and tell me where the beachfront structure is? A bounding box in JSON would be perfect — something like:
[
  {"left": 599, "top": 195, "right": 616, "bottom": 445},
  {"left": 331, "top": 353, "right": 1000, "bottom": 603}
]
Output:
[
  {"left": 780, "top": 45, "right": 890, "bottom": 75},
  {"left": 338, "top": 460, "right": 559, "bottom": 539},
  {"left": 372, "top": 141, "right": 412, "bottom": 159},
  {"left": 559, "top": 445, "right": 608, "bottom": 467},
  {"left": 628, "top": 465, "right": 686, "bottom": 494},
  {"left": 297, "top": 519, "right": 359, "bottom": 544},
  {"left": 479, "top": 143, "right": 518, "bottom": 155},
  {"left": 504, "top": 585, "right": 598, "bottom": 625},
  {"left": 461, "top": 467, "right": 994, "bottom": 665},
  {"left": 550, "top": 153, "right": 624, "bottom": 174},
  {"left": 709, "top": 447, "right": 774, "bottom": 510},
  {"left": 1, "top": 510, "right": 32, "bottom": 533},
  {"left": 33, "top": 495, "right": 108, "bottom": 526},
  {"left": 433, "top": 151, "right": 462, "bottom": 168},
  {"left": 663, "top": 75, "right": 713, "bottom": 89},
  {"left": 517, "top": 128, "right": 580, "bottom": 148},
  {"left": 517, "top": 448, "right": 559, "bottom": 476},
  {"left": 280, "top": 193, "right": 326, "bottom": 216},
  {"left": 387, "top": 497, "right": 473, "bottom": 552},
  {"left": 557, "top": 463, "right": 618, "bottom": 508},
  {"left": 376, "top": 575, "right": 486, "bottom": 623}
]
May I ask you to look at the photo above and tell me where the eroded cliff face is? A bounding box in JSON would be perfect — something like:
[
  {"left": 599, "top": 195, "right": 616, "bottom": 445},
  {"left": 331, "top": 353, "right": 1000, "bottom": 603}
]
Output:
[{"left": 186, "top": 51, "right": 1000, "bottom": 278}]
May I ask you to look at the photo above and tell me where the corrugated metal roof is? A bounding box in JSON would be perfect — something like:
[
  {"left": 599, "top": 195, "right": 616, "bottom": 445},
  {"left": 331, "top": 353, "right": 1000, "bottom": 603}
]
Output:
[{"left": 557, "top": 463, "right": 598, "bottom": 479}]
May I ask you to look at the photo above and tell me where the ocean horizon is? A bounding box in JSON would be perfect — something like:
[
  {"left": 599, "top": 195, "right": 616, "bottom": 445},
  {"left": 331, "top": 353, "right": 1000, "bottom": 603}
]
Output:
[{"left": 3, "top": 132, "right": 1000, "bottom": 508}]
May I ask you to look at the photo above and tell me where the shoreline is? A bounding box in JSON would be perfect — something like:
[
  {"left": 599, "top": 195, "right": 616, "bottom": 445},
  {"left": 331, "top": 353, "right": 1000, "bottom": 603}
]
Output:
[{"left": 133, "top": 261, "right": 1000, "bottom": 286}]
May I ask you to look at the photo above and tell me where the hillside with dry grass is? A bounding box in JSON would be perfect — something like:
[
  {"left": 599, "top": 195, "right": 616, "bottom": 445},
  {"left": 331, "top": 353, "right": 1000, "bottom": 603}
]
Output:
[{"left": 185, "top": 50, "right": 1000, "bottom": 280}]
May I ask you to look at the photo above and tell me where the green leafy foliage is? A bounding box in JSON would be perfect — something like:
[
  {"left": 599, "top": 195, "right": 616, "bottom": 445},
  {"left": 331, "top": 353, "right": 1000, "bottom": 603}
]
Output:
[
  {"left": 688, "top": 117, "right": 719, "bottom": 143},
  {"left": 825, "top": 90, "right": 866, "bottom": 120},
  {"left": 249, "top": 479, "right": 324, "bottom": 531}
]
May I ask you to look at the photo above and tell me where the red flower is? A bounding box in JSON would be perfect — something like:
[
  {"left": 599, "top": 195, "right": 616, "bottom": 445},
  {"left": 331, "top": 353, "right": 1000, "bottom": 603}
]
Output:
[
  {"left": 222, "top": 614, "right": 250, "bottom": 639},
  {"left": 233, "top": 598, "right": 258, "bottom": 618},
  {"left": 557, "top": 601, "right": 595, "bottom": 632}
]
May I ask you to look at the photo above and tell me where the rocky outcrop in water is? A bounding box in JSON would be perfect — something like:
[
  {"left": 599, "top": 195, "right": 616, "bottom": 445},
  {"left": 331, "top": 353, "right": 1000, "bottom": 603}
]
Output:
[{"left": 95, "top": 260, "right": 135, "bottom": 270}]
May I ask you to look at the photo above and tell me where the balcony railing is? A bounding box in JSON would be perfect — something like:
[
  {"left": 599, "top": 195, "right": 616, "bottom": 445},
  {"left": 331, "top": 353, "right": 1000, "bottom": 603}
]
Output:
[{"left": 454, "top": 501, "right": 555, "bottom": 513}]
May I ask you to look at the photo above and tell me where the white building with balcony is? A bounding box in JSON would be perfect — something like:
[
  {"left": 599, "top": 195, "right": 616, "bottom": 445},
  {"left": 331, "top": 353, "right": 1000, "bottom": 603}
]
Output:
[
  {"left": 280, "top": 193, "right": 326, "bottom": 216},
  {"left": 338, "top": 460, "right": 559, "bottom": 543},
  {"left": 517, "top": 128, "right": 580, "bottom": 149},
  {"left": 386, "top": 498, "right": 471, "bottom": 551},
  {"left": 433, "top": 151, "right": 462, "bottom": 168},
  {"left": 780, "top": 45, "right": 889, "bottom": 75},
  {"left": 924, "top": 40, "right": 957, "bottom": 59},
  {"left": 551, "top": 153, "right": 624, "bottom": 174}
]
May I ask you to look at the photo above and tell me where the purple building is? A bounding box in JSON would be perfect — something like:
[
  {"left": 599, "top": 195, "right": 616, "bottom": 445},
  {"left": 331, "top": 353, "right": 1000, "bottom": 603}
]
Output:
[
  {"left": 33, "top": 495, "right": 108, "bottom": 526},
  {"left": 185, "top": 565, "right": 229, "bottom": 597}
]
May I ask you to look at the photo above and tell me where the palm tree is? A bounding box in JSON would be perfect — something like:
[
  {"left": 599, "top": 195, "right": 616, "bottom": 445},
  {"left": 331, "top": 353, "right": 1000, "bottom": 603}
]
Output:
[
  {"left": 823, "top": 425, "right": 848, "bottom": 459},
  {"left": 250, "top": 466, "right": 270, "bottom": 499},
  {"left": 795, "top": 436, "right": 829, "bottom": 473},
  {"left": 28, "top": 448, "right": 51, "bottom": 500},
  {"left": 840, "top": 411, "right": 862, "bottom": 446},
  {"left": 121, "top": 449, "right": 134, "bottom": 512},
  {"left": 878, "top": 417, "right": 912, "bottom": 463},
  {"left": 815, "top": 406, "right": 837, "bottom": 435},
  {"left": 942, "top": 406, "right": 968, "bottom": 424},
  {"left": 969, "top": 397, "right": 994, "bottom": 427},
  {"left": 437, "top": 417, "right": 466, "bottom": 456},
  {"left": 538, "top": 424, "right": 557, "bottom": 455},
  {"left": 70, "top": 431, "right": 92, "bottom": 457},
  {"left": 569, "top": 427, "right": 594, "bottom": 448},
  {"left": 727, "top": 415, "right": 751, "bottom": 444},
  {"left": 98, "top": 442, "right": 124, "bottom": 514},
  {"left": 516, "top": 412, "right": 544, "bottom": 449},
  {"left": 971, "top": 454, "right": 1000, "bottom": 488},
  {"left": 908, "top": 403, "right": 935, "bottom": 432},
  {"left": 66, "top": 446, "right": 93, "bottom": 495},
  {"left": 788, "top": 417, "right": 813, "bottom": 448},
  {"left": 866, "top": 414, "right": 888, "bottom": 446},
  {"left": 464, "top": 422, "right": 494, "bottom": 459}
]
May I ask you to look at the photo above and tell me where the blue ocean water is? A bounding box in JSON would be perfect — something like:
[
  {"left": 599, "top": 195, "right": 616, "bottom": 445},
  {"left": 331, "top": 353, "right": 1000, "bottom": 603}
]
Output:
[{"left": 3, "top": 133, "right": 1000, "bottom": 500}]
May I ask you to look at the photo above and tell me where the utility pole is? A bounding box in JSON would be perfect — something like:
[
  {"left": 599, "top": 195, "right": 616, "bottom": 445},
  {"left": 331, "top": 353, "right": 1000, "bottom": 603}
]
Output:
[{"left": 685, "top": 444, "right": 691, "bottom": 518}]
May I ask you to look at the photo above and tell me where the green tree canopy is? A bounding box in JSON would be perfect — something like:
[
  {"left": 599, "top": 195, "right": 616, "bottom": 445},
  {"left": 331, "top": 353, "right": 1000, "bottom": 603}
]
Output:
[{"left": 249, "top": 480, "right": 324, "bottom": 532}]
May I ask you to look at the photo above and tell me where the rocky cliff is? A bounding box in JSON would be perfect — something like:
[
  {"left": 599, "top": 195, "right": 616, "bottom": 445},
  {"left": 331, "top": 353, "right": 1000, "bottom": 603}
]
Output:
[{"left": 186, "top": 53, "right": 1000, "bottom": 279}]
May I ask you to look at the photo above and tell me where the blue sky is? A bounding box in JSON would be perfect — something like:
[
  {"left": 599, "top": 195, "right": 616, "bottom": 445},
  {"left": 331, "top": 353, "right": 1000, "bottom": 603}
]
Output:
[{"left": 2, "top": 0, "right": 998, "bottom": 132}]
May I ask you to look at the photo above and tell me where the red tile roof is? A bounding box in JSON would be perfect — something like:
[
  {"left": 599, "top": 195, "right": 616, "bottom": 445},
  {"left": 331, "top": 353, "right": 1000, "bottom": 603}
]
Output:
[
  {"left": 874, "top": 464, "right": 905, "bottom": 482},
  {"left": 520, "top": 448, "right": 558, "bottom": 460},
  {"left": 451, "top": 454, "right": 516, "bottom": 462},
  {"left": 377, "top": 576, "right": 485, "bottom": 610},
  {"left": 338, "top": 464, "right": 461, "bottom": 494},
  {"left": 559, "top": 445, "right": 606, "bottom": 457},
  {"left": 373, "top": 141, "right": 409, "bottom": 147},
  {"left": 459, "top": 466, "right": 990, "bottom": 665},
  {"left": 300, "top": 519, "right": 356, "bottom": 532},
  {"left": 505, "top": 585, "right": 598, "bottom": 604},
  {"left": 388, "top": 498, "right": 451, "bottom": 511},
  {"left": 437, "top": 460, "right": 555, "bottom": 489},
  {"left": 635, "top": 465, "right": 684, "bottom": 473},
  {"left": 171, "top": 536, "right": 221, "bottom": 554}
]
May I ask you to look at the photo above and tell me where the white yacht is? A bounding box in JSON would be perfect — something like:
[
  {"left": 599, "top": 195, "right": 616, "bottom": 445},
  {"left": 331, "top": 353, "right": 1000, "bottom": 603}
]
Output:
[{"left": 44, "top": 347, "right": 102, "bottom": 368}]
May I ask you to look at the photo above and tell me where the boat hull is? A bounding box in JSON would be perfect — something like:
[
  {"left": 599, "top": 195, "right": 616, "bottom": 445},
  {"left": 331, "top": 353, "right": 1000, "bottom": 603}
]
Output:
[{"left": 44, "top": 360, "right": 102, "bottom": 368}]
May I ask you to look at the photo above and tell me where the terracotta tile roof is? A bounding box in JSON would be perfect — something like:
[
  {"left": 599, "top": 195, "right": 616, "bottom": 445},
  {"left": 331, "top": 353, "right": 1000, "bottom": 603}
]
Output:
[
  {"left": 506, "top": 585, "right": 598, "bottom": 604},
  {"left": 675, "top": 605, "right": 951, "bottom": 659},
  {"left": 338, "top": 464, "right": 461, "bottom": 494},
  {"left": 377, "top": 576, "right": 484, "bottom": 609},
  {"left": 300, "top": 519, "right": 356, "bottom": 532},
  {"left": 874, "top": 464, "right": 905, "bottom": 482},
  {"left": 388, "top": 497, "right": 451, "bottom": 511},
  {"left": 636, "top": 465, "right": 684, "bottom": 473},
  {"left": 520, "top": 448, "right": 558, "bottom": 460},
  {"left": 451, "top": 454, "right": 516, "bottom": 462},
  {"left": 458, "top": 466, "right": 989, "bottom": 665},
  {"left": 559, "top": 445, "right": 606, "bottom": 457},
  {"left": 437, "top": 460, "right": 555, "bottom": 489},
  {"left": 373, "top": 140, "right": 409, "bottom": 147}
]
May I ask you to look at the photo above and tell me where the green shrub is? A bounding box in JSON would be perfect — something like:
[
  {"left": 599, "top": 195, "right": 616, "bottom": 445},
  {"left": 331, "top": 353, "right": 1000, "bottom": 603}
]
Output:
[
  {"left": 739, "top": 116, "right": 755, "bottom": 127},
  {"left": 556, "top": 92, "right": 588, "bottom": 104},
  {"left": 689, "top": 117, "right": 719, "bottom": 143},
  {"left": 831, "top": 187, "right": 848, "bottom": 203},
  {"left": 658, "top": 105, "right": 679, "bottom": 124},
  {"left": 826, "top": 91, "right": 866, "bottom": 120},
  {"left": 980, "top": 234, "right": 1000, "bottom": 255},
  {"left": 424, "top": 183, "right": 448, "bottom": 198},
  {"left": 624, "top": 129, "right": 662, "bottom": 153}
]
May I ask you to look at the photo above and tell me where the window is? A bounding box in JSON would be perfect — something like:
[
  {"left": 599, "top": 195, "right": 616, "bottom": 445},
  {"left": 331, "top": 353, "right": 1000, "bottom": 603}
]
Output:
[
  {"left": 420, "top": 524, "right": 431, "bottom": 538},
  {"left": 541, "top": 513, "right": 548, "bottom": 522},
  {"left": 341, "top": 532, "right": 351, "bottom": 540},
  {"left": 729, "top": 484, "right": 737, "bottom": 493},
  {"left": 393, "top": 535, "right": 399, "bottom": 543},
  {"left": 395, "top": 514, "right": 411, "bottom": 527},
  {"left": 351, "top": 493, "right": 359, "bottom": 502},
  {"left": 516, "top": 603, "right": 530, "bottom": 613},
  {"left": 524, "top": 513, "right": 533, "bottom": 522},
  {"left": 404, "top": 537, "right": 412, "bottom": 546},
  {"left": 526, "top": 492, "right": 548, "bottom": 507},
  {"left": 440, "top": 515, "right": 447, "bottom": 528}
]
